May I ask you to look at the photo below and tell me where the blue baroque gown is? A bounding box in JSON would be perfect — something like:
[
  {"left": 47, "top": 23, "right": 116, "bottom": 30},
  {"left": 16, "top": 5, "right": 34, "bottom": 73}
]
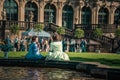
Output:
[
  {"left": 25, "top": 42, "right": 43, "bottom": 59},
  {"left": 45, "top": 41, "right": 70, "bottom": 61}
]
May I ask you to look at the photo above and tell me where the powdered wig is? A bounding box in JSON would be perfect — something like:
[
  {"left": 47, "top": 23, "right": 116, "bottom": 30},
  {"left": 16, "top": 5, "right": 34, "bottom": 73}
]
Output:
[
  {"left": 32, "top": 36, "right": 37, "bottom": 42},
  {"left": 52, "top": 32, "right": 61, "bottom": 41}
]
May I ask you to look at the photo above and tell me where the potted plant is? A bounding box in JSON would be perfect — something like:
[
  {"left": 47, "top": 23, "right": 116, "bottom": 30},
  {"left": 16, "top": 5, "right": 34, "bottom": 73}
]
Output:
[
  {"left": 93, "top": 28, "right": 103, "bottom": 37},
  {"left": 9, "top": 24, "right": 19, "bottom": 51},
  {"left": 34, "top": 24, "right": 44, "bottom": 32},
  {"left": 10, "top": 24, "right": 19, "bottom": 37},
  {"left": 56, "top": 26, "right": 65, "bottom": 35},
  {"left": 74, "top": 28, "right": 84, "bottom": 52},
  {"left": 74, "top": 28, "right": 84, "bottom": 38},
  {"left": 93, "top": 28, "right": 103, "bottom": 53}
]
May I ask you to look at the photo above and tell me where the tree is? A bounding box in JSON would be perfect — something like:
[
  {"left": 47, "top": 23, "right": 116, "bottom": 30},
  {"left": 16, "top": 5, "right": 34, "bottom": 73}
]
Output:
[
  {"left": 56, "top": 27, "right": 65, "bottom": 35},
  {"left": 93, "top": 28, "right": 103, "bottom": 37},
  {"left": 34, "top": 24, "right": 44, "bottom": 32},
  {"left": 74, "top": 28, "right": 84, "bottom": 38},
  {"left": 10, "top": 25, "right": 19, "bottom": 35}
]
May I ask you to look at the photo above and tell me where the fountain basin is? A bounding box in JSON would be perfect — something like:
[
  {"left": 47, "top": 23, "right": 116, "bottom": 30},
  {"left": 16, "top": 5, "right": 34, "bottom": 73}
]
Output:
[{"left": 0, "top": 59, "right": 120, "bottom": 80}]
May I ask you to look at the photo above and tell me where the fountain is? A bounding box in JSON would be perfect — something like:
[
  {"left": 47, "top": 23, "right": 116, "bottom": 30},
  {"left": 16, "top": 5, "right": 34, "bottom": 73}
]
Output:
[{"left": 0, "top": 59, "right": 120, "bottom": 80}]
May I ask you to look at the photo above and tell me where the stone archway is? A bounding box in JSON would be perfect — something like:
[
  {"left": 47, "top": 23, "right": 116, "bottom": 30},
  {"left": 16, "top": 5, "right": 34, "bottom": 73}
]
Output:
[
  {"left": 25, "top": 1, "right": 38, "bottom": 22},
  {"left": 98, "top": 7, "right": 109, "bottom": 24},
  {"left": 3, "top": 0, "right": 18, "bottom": 20},
  {"left": 62, "top": 5, "right": 73, "bottom": 29},
  {"left": 44, "top": 3, "right": 56, "bottom": 23}
]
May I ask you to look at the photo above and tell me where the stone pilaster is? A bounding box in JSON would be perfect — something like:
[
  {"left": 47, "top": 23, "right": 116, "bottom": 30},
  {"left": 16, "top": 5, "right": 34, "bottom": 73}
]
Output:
[
  {"left": 95, "top": 6, "right": 99, "bottom": 24},
  {"left": 38, "top": 1, "right": 44, "bottom": 22},
  {"left": 73, "top": 5, "right": 79, "bottom": 24},
  {"left": 78, "top": 6, "right": 82, "bottom": 24},
  {"left": 109, "top": 6, "right": 115, "bottom": 24},
  {"left": 56, "top": 2, "right": 63, "bottom": 26},
  {"left": 18, "top": 1, "right": 25, "bottom": 21},
  {"left": 91, "top": 8, "right": 96, "bottom": 24},
  {"left": 18, "top": 6, "right": 25, "bottom": 21},
  {"left": 94, "top": 1, "right": 100, "bottom": 24},
  {"left": 0, "top": 0, "right": 4, "bottom": 20},
  {"left": 78, "top": 1, "right": 83, "bottom": 24}
]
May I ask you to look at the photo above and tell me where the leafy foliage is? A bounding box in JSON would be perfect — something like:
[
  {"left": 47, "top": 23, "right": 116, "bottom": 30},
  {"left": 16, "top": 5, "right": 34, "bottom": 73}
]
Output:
[
  {"left": 115, "top": 28, "right": 120, "bottom": 37},
  {"left": 74, "top": 28, "right": 84, "bottom": 38},
  {"left": 56, "top": 27, "right": 65, "bottom": 35},
  {"left": 10, "top": 25, "right": 19, "bottom": 35},
  {"left": 34, "top": 24, "right": 44, "bottom": 32},
  {"left": 93, "top": 28, "right": 103, "bottom": 37}
]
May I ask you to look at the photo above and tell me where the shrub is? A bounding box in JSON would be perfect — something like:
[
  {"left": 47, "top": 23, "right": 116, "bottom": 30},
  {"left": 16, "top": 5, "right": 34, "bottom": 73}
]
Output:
[
  {"left": 10, "top": 25, "right": 19, "bottom": 35},
  {"left": 115, "top": 28, "right": 120, "bottom": 37},
  {"left": 74, "top": 28, "right": 84, "bottom": 38},
  {"left": 56, "top": 27, "right": 65, "bottom": 35},
  {"left": 93, "top": 28, "right": 103, "bottom": 37},
  {"left": 34, "top": 24, "right": 44, "bottom": 32}
]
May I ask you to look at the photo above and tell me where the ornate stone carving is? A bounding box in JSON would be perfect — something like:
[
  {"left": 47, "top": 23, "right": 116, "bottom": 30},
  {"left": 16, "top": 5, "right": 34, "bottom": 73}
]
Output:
[
  {"left": 28, "top": 11, "right": 34, "bottom": 22},
  {"left": 57, "top": 2, "right": 63, "bottom": 9},
  {"left": 39, "top": 0, "right": 44, "bottom": 8},
  {"left": 1, "top": 9, "right": 7, "bottom": 20}
]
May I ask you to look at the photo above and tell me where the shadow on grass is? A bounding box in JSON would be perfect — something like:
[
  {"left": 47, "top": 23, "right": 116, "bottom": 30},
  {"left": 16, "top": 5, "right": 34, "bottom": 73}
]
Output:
[{"left": 70, "top": 57, "right": 120, "bottom": 68}]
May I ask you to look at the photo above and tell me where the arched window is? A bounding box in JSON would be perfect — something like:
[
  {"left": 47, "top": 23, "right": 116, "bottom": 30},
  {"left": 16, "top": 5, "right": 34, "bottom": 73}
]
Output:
[
  {"left": 114, "top": 7, "right": 120, "bottom": 24},
  {"left": 81, "top": 6, "right": 91, "bottom": 24},
  {"left": 62, "top": 5, "right": 73, "bottom": 29},
  {"left": 98, "top": 7, "right": 109, "bottom": 24},
  {"left": 3, "top": 0, "right": 18, "bottom": 20},
  {"left": 44, "top": 4, "right": 56, "bottom": 23},
  {"left": 25, "top": 2, "right": 38, "bottom": 22}
]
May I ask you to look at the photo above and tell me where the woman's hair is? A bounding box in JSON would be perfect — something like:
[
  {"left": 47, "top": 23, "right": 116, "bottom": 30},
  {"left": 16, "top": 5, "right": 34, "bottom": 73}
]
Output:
[
  {"left": 52, "top": 32, "right": 61, "bottom": 41},
  {"left": 32, "top": 36, "right": 37, "bottom": 42}
]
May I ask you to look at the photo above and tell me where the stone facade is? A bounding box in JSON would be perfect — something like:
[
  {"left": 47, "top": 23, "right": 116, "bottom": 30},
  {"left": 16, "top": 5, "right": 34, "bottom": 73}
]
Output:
[
  {"left": 0, "top": 0, "right": 119, "bottom": 26},
  {"left": 0, "top": 0, "right": 120, "bottom": 40}
]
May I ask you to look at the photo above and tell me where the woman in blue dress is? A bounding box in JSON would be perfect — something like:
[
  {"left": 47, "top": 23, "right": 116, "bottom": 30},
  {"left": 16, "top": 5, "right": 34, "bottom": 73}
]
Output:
[
  {"left": 25, "top": 36, "right": 44, "bottom": 59},
  {"left": 45, "top": 33, "right": 70, "bottom": 61}
]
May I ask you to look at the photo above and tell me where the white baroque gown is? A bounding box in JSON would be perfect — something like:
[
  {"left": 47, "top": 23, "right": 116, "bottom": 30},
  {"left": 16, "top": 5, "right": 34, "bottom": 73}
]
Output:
[{"left": 45, "top": 41, "right": 70, "bottom": 61}]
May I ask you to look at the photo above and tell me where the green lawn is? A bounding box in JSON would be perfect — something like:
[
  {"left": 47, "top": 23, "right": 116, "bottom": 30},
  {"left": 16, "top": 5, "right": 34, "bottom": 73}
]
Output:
[{"left": 0, "top": 51, "right": 120, "bottom": 68}]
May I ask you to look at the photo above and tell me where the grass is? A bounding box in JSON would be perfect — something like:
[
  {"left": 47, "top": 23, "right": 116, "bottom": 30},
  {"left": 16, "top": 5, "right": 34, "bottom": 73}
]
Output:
[{"left": 0, "top": 51, "right": 120, "bottom": 68}]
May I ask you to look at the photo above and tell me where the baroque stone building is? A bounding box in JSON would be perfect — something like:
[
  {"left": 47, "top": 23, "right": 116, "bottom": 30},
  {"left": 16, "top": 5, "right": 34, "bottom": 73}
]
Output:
[{"left": 0, "top": 0, "right": 120, "bottom": 39}]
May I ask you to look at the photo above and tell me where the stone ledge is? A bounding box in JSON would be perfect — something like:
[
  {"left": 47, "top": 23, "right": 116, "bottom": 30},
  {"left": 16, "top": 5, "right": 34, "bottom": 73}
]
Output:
[{"left": 0, "top": 59, "right": 120, "bottom": 80}]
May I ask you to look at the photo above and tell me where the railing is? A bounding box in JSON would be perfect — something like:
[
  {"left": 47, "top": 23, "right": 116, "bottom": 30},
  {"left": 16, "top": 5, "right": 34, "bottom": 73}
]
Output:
[
  {"left": 75, "top": 24, "right": 117, "bottom": 33},
  {"left": 0, "top": 20, "right": 118, "bottom": 52},
  {"left": 91, "top": 35, "right": 114, "bottom": 45},
  {"left": 0, "top": 20, "right": 44, "bottom": 30},
  {"left": 49, "top": 23, "right": 73, "bottom": 37}
]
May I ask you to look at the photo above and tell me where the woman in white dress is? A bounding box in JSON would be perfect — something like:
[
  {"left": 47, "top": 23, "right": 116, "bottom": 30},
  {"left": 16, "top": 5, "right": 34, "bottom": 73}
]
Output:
[{"left": 45, "top": 33, "right": 70, "bottom": 61}]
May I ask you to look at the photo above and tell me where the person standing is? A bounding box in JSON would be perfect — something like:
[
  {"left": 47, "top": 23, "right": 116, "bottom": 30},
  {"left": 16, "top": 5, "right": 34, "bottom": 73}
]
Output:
[
  {"left": 80, "top": 39, "right": 87, "bottom": 52},
  {"left": 45, "top": 33, "right": 70, "bottom": 61},
  {"left": 14, "top": 36, "right": 19, "bottom": 51},
  {"left": 2, "top": 41, "right": 11, "bottom": 59}
]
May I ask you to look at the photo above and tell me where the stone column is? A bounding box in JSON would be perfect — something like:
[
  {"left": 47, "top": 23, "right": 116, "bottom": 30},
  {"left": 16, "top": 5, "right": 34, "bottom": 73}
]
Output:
[
  {"left": 95, "top": 6, "right": 99, "bottom": 24},
  {"left": 38, "top": 2, "right": 44, "bottom": 22},
  {"left": 91, "top": 8, "right": 96, "bottom": 24},
  {"left": 73, "top": 5, "right": 79, "bottom": 24},
  {"left": 0, "top": 1, "right": 4, "bottom": 20},
  {"left": 109, "top": 7, "right": 115, "bottom": 24},
  {"left": 56, "top": 2, "right": 63, "bottom": 26},
  {"left": 18, "top": 2, "right": 25, "bottom": 21},
  {"left": 78, "top": 6, "right": 82, "bottom": 24}
]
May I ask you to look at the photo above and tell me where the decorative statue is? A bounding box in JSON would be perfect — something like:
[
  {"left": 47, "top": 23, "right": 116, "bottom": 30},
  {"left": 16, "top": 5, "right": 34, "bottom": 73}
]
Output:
[
  {"left": 1, "top": 9, "right": 6, "bottom": 20},
  {"left": 49, "top": 13, "right": 54, "bottom": 23},
  {"left": 63, "top": 20, "right": 67, "bottom": 27},
  {"left": 28, "top": 11, "right": 34, "bottom": 22}
]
